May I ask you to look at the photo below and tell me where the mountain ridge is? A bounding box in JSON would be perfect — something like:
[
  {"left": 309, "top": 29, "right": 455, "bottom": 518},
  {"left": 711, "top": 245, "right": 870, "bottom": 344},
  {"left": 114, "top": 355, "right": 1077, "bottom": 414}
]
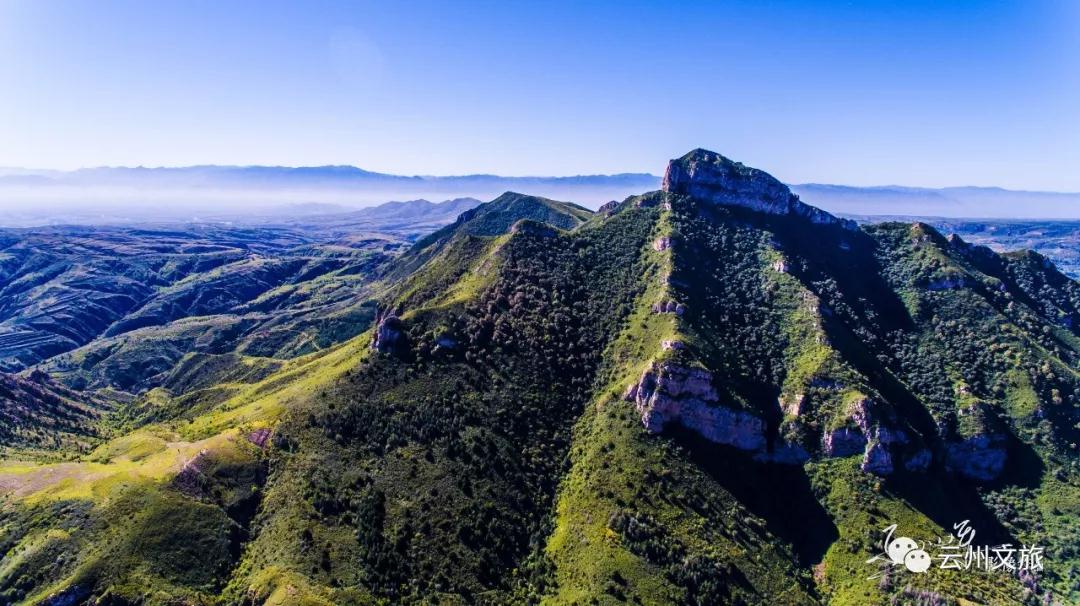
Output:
[{"left": 0, "top": 149, "right": 1078, "bottom": 604}]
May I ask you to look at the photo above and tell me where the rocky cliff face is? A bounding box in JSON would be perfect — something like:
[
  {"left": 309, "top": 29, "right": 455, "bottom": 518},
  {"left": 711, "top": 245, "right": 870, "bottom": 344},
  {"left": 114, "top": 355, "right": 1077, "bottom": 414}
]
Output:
[
  {"left": 625, "top": 362, "right": 767, "bottom": 451},
  {"left": 371, "top": 311, "right": 405, "bottom": 353},
  {"left": 819, "top": 396, "right": 928, "bottom": 475},
  {"left": 651, "top": 299, "right": 685, "bottom": 315},
  {"left": 661, "top": 149, "right": 857, "bottom": 230},
  {"left": 823, "top": 426, "right": 866, "bottom": 457}
]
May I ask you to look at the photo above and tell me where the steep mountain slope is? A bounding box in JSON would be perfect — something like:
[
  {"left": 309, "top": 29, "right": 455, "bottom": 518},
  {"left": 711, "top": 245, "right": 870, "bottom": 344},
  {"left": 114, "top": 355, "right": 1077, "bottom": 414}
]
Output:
[
  {"left": 2, "top": 151, "right": 1080, "bottom": 605},
  {"left": 0, "top": 370, "right": 112, "bottom": 457}
]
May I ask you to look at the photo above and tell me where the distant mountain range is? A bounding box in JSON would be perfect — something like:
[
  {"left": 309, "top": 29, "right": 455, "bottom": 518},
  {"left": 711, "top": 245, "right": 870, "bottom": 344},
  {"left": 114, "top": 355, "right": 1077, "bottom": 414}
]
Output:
[
  {"left": 792, "top": 183, "right": 1080, "bottom": 219},
  {"left": 0, "top": 165, "right": 661, "bottom": 193},
  {"left": 2, "top": 165, "right": 1080, "bottom": 225},
  {"left": 5, "top": 149, "right": 1080, "bottom": 604},
  {"left": 0, "top": 165, "right": 660, "bottom": 225}
]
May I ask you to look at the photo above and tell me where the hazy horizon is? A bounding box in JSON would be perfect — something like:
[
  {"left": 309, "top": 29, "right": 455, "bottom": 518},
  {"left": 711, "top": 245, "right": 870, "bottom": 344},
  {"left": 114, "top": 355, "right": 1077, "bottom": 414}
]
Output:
[
  {"left": 3, "top": 163, "right": 1080, "bottom": 196},
  {"left": 5, "top": 162, "right": 1080, "bottom": 227}
]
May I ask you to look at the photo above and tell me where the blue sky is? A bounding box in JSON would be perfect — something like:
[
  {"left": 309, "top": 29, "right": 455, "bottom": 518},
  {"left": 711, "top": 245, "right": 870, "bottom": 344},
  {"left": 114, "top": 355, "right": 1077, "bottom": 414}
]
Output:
[{"left": 1, "top": 0, "right": 1077, "bottom": 189}]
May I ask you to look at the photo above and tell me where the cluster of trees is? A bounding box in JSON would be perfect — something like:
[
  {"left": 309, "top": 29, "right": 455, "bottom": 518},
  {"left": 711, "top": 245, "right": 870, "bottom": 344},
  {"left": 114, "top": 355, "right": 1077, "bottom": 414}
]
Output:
[
  {"left": 609, "top": 509, "right": 742, "bottom": 606},
  {"left": 668, "top": 203, "right": 788, "bottom": 397},
  {"left": 270, "top": 206, "right": 658, "bottom": 600}
]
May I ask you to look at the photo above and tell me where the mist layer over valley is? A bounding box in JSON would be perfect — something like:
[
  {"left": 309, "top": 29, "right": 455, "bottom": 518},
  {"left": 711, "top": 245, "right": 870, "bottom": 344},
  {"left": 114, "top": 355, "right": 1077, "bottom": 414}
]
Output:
[{"left": 4, "top": 165, "right": 1080, "bottom": 228}]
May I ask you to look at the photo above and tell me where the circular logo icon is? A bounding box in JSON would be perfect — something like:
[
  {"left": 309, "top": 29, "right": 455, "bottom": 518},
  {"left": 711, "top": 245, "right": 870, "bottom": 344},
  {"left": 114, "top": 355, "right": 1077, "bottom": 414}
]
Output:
[
  {"left": 887, "top": 536, "right": 918, "bottom": 565},
  {"left": 904, "top": 549, "right": 932, "bottom": 573}
]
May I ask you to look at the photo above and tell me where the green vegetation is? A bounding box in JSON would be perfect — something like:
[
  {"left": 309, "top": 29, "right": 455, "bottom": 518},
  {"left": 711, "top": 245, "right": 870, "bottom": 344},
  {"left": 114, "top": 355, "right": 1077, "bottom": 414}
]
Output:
[{"left": 2, "top": 158, "right": 1080, "bottom": 605}]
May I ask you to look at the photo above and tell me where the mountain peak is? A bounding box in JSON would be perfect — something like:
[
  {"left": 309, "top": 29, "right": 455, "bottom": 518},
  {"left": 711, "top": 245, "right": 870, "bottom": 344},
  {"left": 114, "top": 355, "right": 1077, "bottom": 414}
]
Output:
[{"left": 662, "top": 148, "right": 855, "bottom": 229}]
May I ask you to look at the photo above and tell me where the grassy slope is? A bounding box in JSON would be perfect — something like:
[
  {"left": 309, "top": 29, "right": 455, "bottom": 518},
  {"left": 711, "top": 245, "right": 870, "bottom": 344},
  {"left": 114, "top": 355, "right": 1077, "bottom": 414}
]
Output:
[
  {"left": 544, "top": 203, "right": 816, "bottom": 604},
  {"left": 544, "top": 195, "right": 1068, "bottom": 605},
  {"left": 0, "top": 329, "right": 372, "bottom": 605},
  {"left": 3, "top": 189, "right": 1080, "bottom": 605},
  {"left": 224, "top": 201, "right": 664, "bottom": 605}
]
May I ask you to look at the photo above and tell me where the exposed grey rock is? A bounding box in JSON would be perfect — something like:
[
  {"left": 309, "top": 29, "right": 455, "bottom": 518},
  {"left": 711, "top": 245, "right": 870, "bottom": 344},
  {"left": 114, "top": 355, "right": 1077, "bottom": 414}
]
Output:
[
  {"left": 662, "top": 149, "right": 857, "bottom": 230},
  {"left": 247, "top": 427, "right": 272, "bottom": 449},
  {"left": 651, "top": 300, "right": 686, "bottom": 316},
  {"left": 172, "top": 449, "right": 211, "bottom": 499},
  {"left": 943, "top": 402, "right": 1008, "bottom": 481},
  {"left": 597, "top": 199, "right": 619, "bottom": 214},
  {"left": 771, "top": 258, "right": 789, "bottom": 273},
  {"left": 660, "top": 339, "right": 685, "bottom": 351},
  {"left": 779, "top": 392, "right": 806, "bottom": 416},
  {"left": 372, "top": 311, "right": 405, "bottom": 353},
  {"left": 826, "top": 396, "right": 914, "bottom": 476},
  {"left": 41, "top": 585, "right": 91, "bottom": 606},
  {"left": 823, "top": 426, "right": 866, "bottom": 457},
  {"left": 625, "top": 362, "right": 766, "bottom": 451},
  {"left": 862, "top": 440, "right": 894, "bottom": 475},
  {"left": 653, "top": 236, "right": 671, "bottom": 251}
]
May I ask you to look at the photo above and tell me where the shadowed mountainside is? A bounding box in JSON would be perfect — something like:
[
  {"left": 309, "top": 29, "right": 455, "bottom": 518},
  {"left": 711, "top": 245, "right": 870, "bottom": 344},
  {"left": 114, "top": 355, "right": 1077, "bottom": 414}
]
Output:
[{"left": 0, "top": 152, "right": 1079, "bottom": 605}]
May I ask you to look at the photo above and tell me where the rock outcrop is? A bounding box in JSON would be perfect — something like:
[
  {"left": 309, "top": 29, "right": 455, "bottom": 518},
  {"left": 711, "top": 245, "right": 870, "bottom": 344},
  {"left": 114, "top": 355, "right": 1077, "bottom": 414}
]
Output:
[
  {"left": 779, "top": 392, "right": 806, "bottom": 416},
  {"left": 625, "top": 362, "right": 766, "bottom": 452},
  {"left": 41, "top": 585, "right": 91, "bottom": 606},
  {"left": 651, "top": 300, "right": 686, "bottom": 316},
  {"left": 662, "top": 149, "right": 857, "bottom": 230},
  {"left": 372, "top": 311, "right": 405, "bottom": 353},
  {"left": 622, "top": 360, "right": 931, "bottom": 474},
  {"left": 173, "top": 449, "right": 211, "bottom": 499},
  {"left": 597, "top": 199, "right": 620, "bottom": 214},
  {"left": 820, "top": 395, "right": 919, "bottom": 476},
  {"left": 247, "top": 427, "right": 273, "bottom": 449},
  {"left": 823, "top": 426, "right": 866, "bottom": 457},
  {"left": 660, "top": 339, "right": 685, "bottom": 351},
  {"left": 862, "top": 441, "right": 894, "bottom": 475}
]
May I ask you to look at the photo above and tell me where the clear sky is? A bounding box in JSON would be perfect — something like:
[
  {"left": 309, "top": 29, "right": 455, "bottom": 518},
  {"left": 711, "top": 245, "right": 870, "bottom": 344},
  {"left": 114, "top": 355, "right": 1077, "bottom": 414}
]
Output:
[{"left": 1, "top": 0, "right": 1077, "bottom": 189}]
